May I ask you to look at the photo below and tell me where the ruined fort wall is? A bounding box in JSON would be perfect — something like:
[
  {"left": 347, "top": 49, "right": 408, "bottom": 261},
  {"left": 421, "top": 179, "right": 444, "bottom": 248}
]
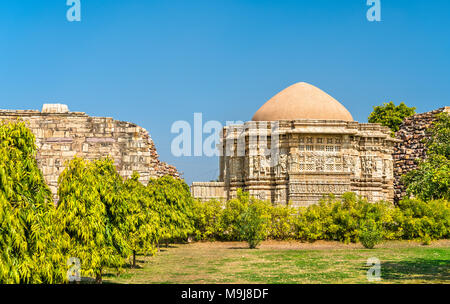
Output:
[
  {"left": 393, "top": 107, "right": 449, "bottom": 202},
  {"left": 0, "top": 107, "right": 179, "bottom": 199}
]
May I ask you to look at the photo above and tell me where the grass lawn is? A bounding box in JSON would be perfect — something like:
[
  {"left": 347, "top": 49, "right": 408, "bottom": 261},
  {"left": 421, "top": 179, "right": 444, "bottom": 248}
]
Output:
[{"left": 104, "top": 240, "right": 450, "bottom": 284}]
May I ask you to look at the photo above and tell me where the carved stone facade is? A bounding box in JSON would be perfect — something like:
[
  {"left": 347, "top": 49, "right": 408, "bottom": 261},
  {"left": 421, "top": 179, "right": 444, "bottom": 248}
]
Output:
[
  {"left": 0, "top": 104, "right": 179, "bottom": 200},
  {"left": 192, "top": 119, "right": 396, "bottom": 206}
]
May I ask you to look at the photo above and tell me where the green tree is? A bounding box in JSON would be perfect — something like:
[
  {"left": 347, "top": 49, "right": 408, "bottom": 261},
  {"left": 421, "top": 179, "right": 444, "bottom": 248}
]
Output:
[
  {"left": 192, "top": 199, "right": 223, "bottom": 241},
  {"left": 0, "top": 121, "right": 68, "bottom": 283},
  {"left": 123, "top": 172, "right": 160, "bottom": 267},
  {"left": 368, "top": 101, "right": 416, "bottom": 136},
  {"left": 148, "top": 176, "right": 195, "bottom": 246},
  {"left": 57, "top": 157, "right": 131, "bottom": 283},
  {"left": 403, "top": 112, "right": 450, "bottom": 201},
  {"left": 426, "top": 112, "right": 450, "bottom": 158},
  {"left": 237, "top": 200, "right": 271, "bottom": 249}
]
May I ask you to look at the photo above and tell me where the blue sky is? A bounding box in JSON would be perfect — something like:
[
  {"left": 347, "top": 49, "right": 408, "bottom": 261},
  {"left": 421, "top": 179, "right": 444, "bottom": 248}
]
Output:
[{"left": 1, "top": 0, "right": 449, "bottom": 184}]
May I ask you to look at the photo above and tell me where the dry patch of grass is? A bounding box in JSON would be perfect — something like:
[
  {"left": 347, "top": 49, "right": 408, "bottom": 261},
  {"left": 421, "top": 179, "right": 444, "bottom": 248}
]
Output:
[{"left": 104, "top": 240, "right": 450, "bottom": 284}]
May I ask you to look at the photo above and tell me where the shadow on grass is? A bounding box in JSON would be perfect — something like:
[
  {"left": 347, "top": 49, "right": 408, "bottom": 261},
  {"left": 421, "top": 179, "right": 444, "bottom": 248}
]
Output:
[
  {"left": 380, "top": 259, "right": 450, "bottom": 282},
  {"left": 158, "top": 245, "right": 179, "bottom": 252}
]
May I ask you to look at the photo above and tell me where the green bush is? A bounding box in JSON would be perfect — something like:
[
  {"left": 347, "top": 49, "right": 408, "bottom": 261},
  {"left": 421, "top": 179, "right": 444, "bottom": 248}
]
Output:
[
  {"left": 268, "top": 205, "right": 298, "bottom": 240},
  {"left": 192, "top": 190, "right": 449, "bottom": 244},
  {"left": 236, "top": 200, "right": 271, "bottom": 249},
  {"left": 360, "top": 219, "right": 383, "bottom": 249},
  {"left": 393, "top": 198, "right": 449, "bottom": 240},
  {"left": 192, "top": 199, "right": 223, "bottom": 241},
  {"left": 294, "top": 193, "right": 395, "bottom": 243},
  {"left": 219, "top": 190, "right": 253, "bottom": 240}
]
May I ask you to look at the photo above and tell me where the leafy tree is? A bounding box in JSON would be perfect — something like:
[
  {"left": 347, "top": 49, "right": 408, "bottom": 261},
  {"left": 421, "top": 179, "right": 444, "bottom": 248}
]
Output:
[
  {"left": 148, "top": 176, "right": 195, "bottom": 246},
  {"left": 123, "top": 172, "right": 160, "bottom": 267},
  {"left": 219, "top": 189, "right": 253, "bottom": 240},
  {"left": 0, "top": 121, "right": 68, "bottom": 283},
  {"left": 192, "top": 199, "right": 223, "bottom": 241},
  {"left": 403, "top": 112, "right": 450, "bottom": 201},
  {"left": 237, "top": 199, "right": 271, "bottom": 249},
  {"left": 268, "top": 204, "right": 298, "bottom": 240},
  {"left": 57, "top": 157, "right": 131, "bottom": 283},
  {"left": 368, "top": 101, "right": 416, "bottom": 136},
  {"left": 425, "top": 112, "right": 450, "bottom": 158}
]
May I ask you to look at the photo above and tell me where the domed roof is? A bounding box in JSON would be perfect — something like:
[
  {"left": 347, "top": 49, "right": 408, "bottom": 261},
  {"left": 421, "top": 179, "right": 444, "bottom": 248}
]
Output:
[{"left": 252, "top": 82, "right": 353, "bottom": 121}]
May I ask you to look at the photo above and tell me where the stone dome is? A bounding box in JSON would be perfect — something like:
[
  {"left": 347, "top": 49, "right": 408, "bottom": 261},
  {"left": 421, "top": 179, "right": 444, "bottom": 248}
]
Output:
[{"left": 252, "top": 82, "right": 353, "bottom": 121}]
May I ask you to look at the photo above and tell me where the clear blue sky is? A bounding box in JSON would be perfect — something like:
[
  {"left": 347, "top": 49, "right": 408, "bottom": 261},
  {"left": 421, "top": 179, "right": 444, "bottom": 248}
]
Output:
[{"left": 1, "top": 0, "right": 449, "bottom": 184}]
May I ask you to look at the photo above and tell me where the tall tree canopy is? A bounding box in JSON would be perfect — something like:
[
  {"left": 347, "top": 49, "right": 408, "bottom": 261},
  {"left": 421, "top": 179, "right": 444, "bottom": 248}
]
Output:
[
  {"left": 147, "top": 176, "right": 195, "bottom": 245},
  {"left": 368, "top": 101, "right": 416, "bottom": 136},
  {"left": 0, "top": 121, "right": 68, "bottom": 283},
  {"left": 123, "top": 172, "right": 160, "bottom": 267},
  {"left": 57, "top": 157, "right": 131, "bottom": 283}
]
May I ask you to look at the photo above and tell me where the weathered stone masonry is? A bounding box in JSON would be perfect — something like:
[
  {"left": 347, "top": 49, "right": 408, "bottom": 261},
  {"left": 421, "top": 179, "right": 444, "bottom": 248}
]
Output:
[
  {"left": 0, "top": 104, "right": 179, "bottom": 200},
  {"left": 393, "top": 107, "right": 450, "bottom": 202}
]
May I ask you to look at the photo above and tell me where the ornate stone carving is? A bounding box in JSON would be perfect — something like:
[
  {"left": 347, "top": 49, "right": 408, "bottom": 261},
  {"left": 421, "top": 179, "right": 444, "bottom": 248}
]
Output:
[
  {"left": 193, "top": 116, "right": 395, "bottom": 205},
  {"left": 276, "top": 153, "right": 288, "bottom": 176}
]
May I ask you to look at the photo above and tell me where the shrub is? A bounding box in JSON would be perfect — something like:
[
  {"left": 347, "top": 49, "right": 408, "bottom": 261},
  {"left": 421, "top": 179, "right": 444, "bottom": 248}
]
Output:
[
  {"left": 393, "top": 198, "right": 449, "bottom": 240},
  {"left": 192, "top": 199, "right": 224, "bottom": 241},
  {"left": 268, "top": 205, "right": 298, "bottom": 240},
  {"left": 192, "top": 191, "right": 448, "bottom": 245},
  {"left": 219, "top": 190, "right": 252, "bottom": 240},
  {"left": 360, "top": 219, "right": 383, "bottom": 249},
  {"left": 421, "top": 234, "right": 432, "bottom": 246},
  {"left": 237, "top": 200, "right": 271, "bottom": 249},
  {"left": 294, "top": 193, "right": 395, "bottom": 243}
]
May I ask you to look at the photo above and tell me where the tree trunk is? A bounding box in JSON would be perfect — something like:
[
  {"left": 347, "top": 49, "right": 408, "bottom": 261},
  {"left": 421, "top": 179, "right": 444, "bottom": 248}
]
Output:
[
  {"left": 132, "top": 251, "right": 136, "bottom": 268},
  {"left": 96, "top": 271, "right": 102, "bottom": 284}
]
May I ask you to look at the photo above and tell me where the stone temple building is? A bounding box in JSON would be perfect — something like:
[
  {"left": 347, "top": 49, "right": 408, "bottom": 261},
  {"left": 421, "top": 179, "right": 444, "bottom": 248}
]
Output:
[
  {"left": 191, "top": 82, "right": 397, "bottom": 206},
  {"left": 0, "top": 104, "right": 179, "bottom": 200}
]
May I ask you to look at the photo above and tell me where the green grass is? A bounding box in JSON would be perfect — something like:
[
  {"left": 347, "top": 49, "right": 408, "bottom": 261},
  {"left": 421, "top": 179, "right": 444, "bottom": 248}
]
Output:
[{"left": 104, "top": 240, "right": 450, "bottom": 284}]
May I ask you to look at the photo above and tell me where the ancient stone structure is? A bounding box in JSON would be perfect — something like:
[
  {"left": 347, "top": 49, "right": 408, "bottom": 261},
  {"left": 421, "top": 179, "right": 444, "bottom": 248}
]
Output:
[
  {"left": 393, "top": 107, "right": 450, "bottom": 202},
  {"left": 191, "top": 82, "right": 397, "bottom": 206},
  {"left": 0, "top": 104, "right": 179, "bottom": 200}
]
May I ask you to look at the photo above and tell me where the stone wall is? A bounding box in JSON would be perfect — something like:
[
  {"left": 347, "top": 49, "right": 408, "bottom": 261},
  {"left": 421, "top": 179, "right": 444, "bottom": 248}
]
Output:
[
  {"left": 0, "top": 104, "right": 179, "bottom": 201},
  {"left": 190, "top": 182, "right": 227, "bottom": 201},
  {"left": 393, "top": 107, "right": 449, "bottom": 202}
]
